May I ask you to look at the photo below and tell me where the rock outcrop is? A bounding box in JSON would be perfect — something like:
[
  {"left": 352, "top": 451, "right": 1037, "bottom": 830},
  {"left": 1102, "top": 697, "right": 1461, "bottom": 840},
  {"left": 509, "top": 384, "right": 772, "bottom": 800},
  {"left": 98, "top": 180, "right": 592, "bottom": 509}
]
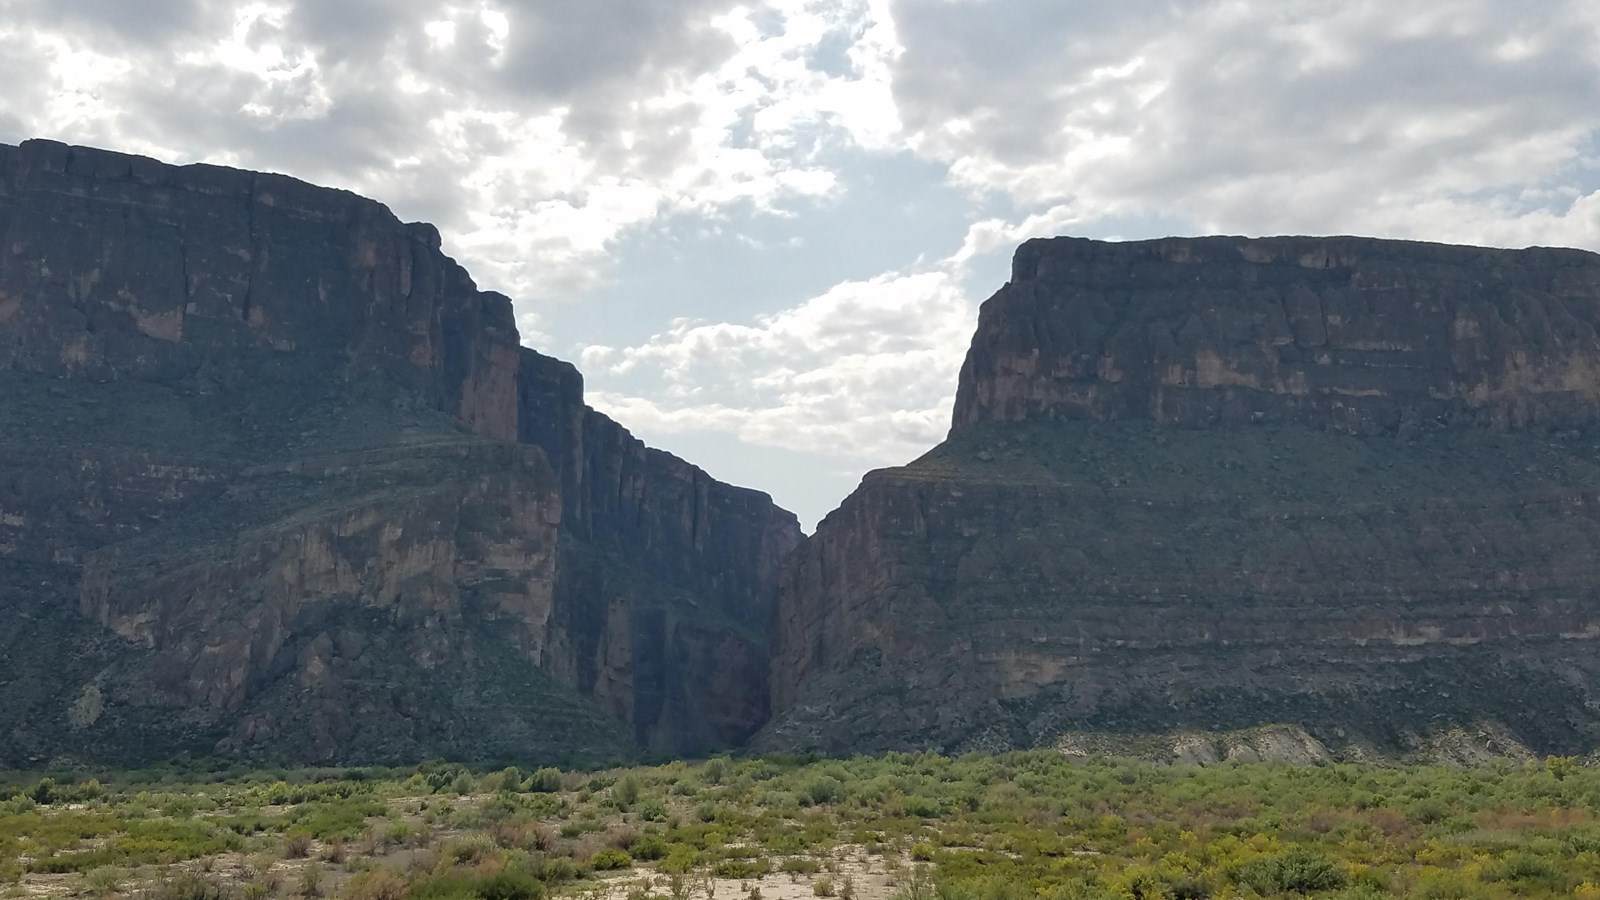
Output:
[
  {"left": 765, "top": 235, "right": 1600, "bottom": 757},
  {"left": 0, "top": 139, "right": 799, "bottom": 766}
]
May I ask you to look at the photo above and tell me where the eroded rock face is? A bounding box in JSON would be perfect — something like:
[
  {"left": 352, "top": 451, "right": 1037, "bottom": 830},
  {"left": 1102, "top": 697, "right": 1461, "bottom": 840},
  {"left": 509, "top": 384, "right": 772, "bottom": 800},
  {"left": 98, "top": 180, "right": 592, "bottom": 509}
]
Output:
[
  {"left": 954, "top": 236, "right": 1600, "bottom": 434},
  {"left": 0, "top": 140, "right": 798, "bottom": 765},
  {"left": 0, "top": 139, "right": 521, "bottom": 440},
  {"left": 765, "top": 236, "right": 1600, "bottom": 758},
  {"left": 518, "top": 350, "right": 802, "bottom": 752}
]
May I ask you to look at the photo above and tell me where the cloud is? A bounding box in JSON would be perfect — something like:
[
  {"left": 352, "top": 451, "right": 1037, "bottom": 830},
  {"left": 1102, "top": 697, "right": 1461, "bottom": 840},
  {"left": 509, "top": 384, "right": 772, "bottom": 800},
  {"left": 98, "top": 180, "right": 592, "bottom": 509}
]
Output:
[
  {"left": 7, "top": 0, "right": 1600, "bottom": 524},
  {"left": 890, "top": 0, "right": 1600, "bottom": 248},
  {"left": 587, "top": 262, "right": 974, "bottom": 462},
  {"left": 0, "top": 0, "right": 891, "bottom": 303}
]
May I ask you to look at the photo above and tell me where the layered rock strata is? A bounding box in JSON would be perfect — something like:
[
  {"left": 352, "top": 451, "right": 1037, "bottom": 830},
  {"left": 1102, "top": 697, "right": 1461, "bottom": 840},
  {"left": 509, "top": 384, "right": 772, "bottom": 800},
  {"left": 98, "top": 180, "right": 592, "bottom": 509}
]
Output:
[
  {"left": 765, "top": 235, "right": 1600, "bottom": 757},
  {"left": 0, "top": 140, "right": 799, "bottom": 765}
]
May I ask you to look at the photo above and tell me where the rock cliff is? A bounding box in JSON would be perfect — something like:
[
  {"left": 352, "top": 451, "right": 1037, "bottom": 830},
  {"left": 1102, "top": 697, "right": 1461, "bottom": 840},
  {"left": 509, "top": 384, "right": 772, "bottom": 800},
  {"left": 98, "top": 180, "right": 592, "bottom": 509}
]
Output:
[
  {"left": 0, "top": 140, "right": 799, "bottom": 765},
  {"left": 765, "top": 235, "right": 1600, "bottom": 758}
]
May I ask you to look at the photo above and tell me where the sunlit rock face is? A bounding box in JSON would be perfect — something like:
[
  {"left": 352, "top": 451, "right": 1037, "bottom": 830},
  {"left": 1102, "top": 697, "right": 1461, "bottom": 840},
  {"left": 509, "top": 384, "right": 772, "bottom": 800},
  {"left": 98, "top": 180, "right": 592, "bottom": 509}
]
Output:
[
  {"left": 764, "top": 236, "right": 1600, "bottom": 758},
  {"left": 0, "top": 140, "right": 799, "bottom": 766}
]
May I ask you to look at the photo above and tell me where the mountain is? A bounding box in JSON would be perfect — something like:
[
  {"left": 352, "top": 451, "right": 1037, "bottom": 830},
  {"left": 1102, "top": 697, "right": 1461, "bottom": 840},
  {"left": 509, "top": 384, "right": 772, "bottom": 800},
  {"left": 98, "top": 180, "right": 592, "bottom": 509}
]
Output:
[
  {"left": 12, "top": 141, "right": 1600, "bottom": 768},
  {"left": 0, "top": 139, "right": 800, "bottom": 766},
  {"left": 763, "top": 235, "right": 1600, "bottom": 759}
]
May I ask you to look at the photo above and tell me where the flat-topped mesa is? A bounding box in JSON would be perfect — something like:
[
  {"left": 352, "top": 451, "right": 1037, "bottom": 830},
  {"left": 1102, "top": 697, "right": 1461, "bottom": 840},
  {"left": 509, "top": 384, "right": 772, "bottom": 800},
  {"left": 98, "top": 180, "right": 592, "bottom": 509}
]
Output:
[
  {"left": 0, "top": 139, "right": 520, "bottom": 439},
  {"left": 763, "top": 233, "right": 1600, "bottom": 759},
  {"left": 952, "top": 235, "right": 1600, "bottom": 435}
]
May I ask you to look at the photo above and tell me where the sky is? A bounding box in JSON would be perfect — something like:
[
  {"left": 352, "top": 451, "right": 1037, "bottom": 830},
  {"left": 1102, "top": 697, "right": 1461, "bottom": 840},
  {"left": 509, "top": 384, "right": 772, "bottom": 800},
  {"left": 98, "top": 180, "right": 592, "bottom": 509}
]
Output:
[{"left": 3, "top": 1, "right": 1600, "bottom": 529}]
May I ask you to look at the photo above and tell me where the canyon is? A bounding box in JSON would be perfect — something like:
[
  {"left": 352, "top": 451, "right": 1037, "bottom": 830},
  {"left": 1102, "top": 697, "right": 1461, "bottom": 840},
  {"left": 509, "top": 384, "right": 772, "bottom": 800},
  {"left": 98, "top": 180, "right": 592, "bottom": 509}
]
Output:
[{"left": 7, "top": 142, "right": 1600, "bottom": 766}]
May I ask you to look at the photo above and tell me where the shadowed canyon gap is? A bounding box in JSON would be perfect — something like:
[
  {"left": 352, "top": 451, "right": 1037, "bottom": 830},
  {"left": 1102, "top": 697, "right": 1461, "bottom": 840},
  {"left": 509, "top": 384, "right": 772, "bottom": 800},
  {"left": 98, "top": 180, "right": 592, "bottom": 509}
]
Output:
[{"left": 7, "top": 144, "right": 1600, "bottom": 764}]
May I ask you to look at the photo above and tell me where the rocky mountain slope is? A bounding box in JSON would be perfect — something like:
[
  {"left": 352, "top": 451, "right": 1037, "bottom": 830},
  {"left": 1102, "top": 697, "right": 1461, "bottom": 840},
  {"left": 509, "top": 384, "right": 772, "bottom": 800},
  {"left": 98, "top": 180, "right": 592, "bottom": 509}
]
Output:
[
  {"left": 764, "top": 235, "right": 1600, "bottom": 758},
  {"left": 0, "top": 139, "right": 800, "bottom": 766}
]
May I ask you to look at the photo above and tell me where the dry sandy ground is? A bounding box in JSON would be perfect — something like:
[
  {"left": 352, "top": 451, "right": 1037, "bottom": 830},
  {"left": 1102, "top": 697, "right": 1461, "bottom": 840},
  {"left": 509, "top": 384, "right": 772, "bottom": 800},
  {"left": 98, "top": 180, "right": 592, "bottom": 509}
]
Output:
[{"left": 584, "top": 848, "right": 909, "bottom": 900}]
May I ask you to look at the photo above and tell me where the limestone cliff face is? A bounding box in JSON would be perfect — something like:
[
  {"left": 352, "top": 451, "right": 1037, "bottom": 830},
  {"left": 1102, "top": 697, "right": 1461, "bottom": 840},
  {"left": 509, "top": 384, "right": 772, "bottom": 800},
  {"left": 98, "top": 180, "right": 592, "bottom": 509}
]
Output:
[
  {"left": 954, "top": 236, "right": 1600, "bottom": 434},
  {"left": 765, "top": 236, "right": 1600, "bottom": 757},
  {"left": 518, "top": 350, "right": 801, "bottom": 752},
  {"left": 0, "top": 139, "right": 521, "bottom": 440},
  {"left": 0, "top": 140, "right": 797, "bottom": 765}
]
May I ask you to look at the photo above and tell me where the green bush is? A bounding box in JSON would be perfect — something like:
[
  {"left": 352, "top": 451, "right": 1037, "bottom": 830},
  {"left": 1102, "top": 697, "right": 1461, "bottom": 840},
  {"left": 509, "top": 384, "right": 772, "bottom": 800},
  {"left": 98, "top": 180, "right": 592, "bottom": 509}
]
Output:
[
  {"left": 703, "top": 759, "right": 729, "bottom": 786},
  {"left": 532, "top": 856, "right": 580, "bottom": 883},
  {"left": 715, "top": 857, "right": 772, "bottom": 879},
  {"left": 1231, "top": 849, "right": 1345, "bottom": 894},
  {"left": 410, "top": 869, "right": 545, "bottom": 900},
  {"left": 591, "top": 848, "right": 634, "bottom": 870},
  {"left": 529, "top": 769, "right": 563, "bottom": 793},
  {"left": 632, "top": 834, "right": 668, "bottom": 860},
  {"left": 802, "top": 777, "right": 845, "bottom": 806},
  {"left": 615, "top": 775, "right": 642, "bottom": 809},
  {"left": 1483, "top": 851, "right": 1571, "bottom": 892}
]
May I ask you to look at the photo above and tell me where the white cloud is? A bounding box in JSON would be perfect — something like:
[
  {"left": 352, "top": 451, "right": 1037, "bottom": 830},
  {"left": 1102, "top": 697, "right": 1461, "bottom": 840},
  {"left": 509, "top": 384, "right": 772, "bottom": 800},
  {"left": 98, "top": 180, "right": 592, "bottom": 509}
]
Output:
[
  {"left": 588, "top": 263, "right": 974, "bottom": 462},
  {"left": 7, "top": 0, "right": 1600, "bottom": 523},
  {"left": 0, "top": 0, "right": 897, "bottom": 304},
  {"left": 890, "top": 0, "right": 1600, "bottom": 249}
]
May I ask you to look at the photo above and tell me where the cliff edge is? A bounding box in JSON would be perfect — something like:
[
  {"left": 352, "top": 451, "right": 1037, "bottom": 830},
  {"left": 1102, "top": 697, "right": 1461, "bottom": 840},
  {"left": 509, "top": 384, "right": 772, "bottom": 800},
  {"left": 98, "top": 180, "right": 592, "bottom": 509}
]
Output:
[
  {"left": 0, "top": 140, "right": 800, "bottom": 765},
  {"left": 764, "top": 235, "right": 1600, "bottom": 758}
]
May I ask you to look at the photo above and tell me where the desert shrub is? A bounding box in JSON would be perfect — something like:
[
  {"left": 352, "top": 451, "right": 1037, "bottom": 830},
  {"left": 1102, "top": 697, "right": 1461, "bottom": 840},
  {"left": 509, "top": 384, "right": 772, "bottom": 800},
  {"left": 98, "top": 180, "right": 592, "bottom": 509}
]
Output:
[
  {"left": 632, "top": 833, "right": 668, "bottom": 860},
  {"left": 84, "top": 865, "right": 125, "bottom": 897},
  {"left": 615, "top": 775, "right": 643, "bottom": 809},
  {"left": 608, "top": 824, "right": 642, "bottom": 850},
  {"left": 1165, "top": 876, "right": 1211, "bottom": 900},
  {"left": 715, "top": 857, "right": 772, "bottom": 879},
  {"left": 638, "top": 797, "right": 669, "bottom": 822},
  {"left": 1483, "top": 851, "right": 1571, "bottom": 892},
  {"left": 802, "top": 776, "right": 844, "bottom": 806},
  {"left": 443, "top": 833, "right": 500, "bottom": 865},
  {"left": 1230, "top": 848, "right": 1345, "bottom": 894},
  {"left": 27, "top": 817, "right": 243, "bottom": 873},
  {"left": 783, "top": 856, "right": 822, "bottom": 877},
  {"left": 340, "top": 869, "right": 407, "bottom": 900},
  {"left": 300, "top": 862, "right": 325, "bottom": 898},
  {"left": 529, "top": 769, "right": 564, "bottom": 793},
  {"left": 409, "top": 869, "right": 544, "bottom": 900},
  {"left": 285, "top": 832, "right": 314, "bottom": 858},
  {"left": 814, "top": 877, "right": 836, "bottom": 897},
  {"left": 591, "top": 848, "right": 633, "bottom": 870},
  {"left": 287, "top": 800, "right": 386, "bottom": 841},
  {"left": 380, "top": 821, "right": 413, "bottom": 847},
  {"left": 321, "top": 839, "right": 347, "bottom": 863},
  {"left": 703, "top": 758, "right": 729, "bottom": 786},
  {"left": 477, "top": 871, "right": 548, "bottom": 900},
  {"left": 659, "top": 847, "right": 701, "bottom": 875},
  {"left": 491, "top": 767, "right": 527, "bottom": 793},
  {"left": 151, "top": 873, "right": 236, "bottom": 900},
  {"left": 531, "top": 856, "right": 581, "bottom": 883}
]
